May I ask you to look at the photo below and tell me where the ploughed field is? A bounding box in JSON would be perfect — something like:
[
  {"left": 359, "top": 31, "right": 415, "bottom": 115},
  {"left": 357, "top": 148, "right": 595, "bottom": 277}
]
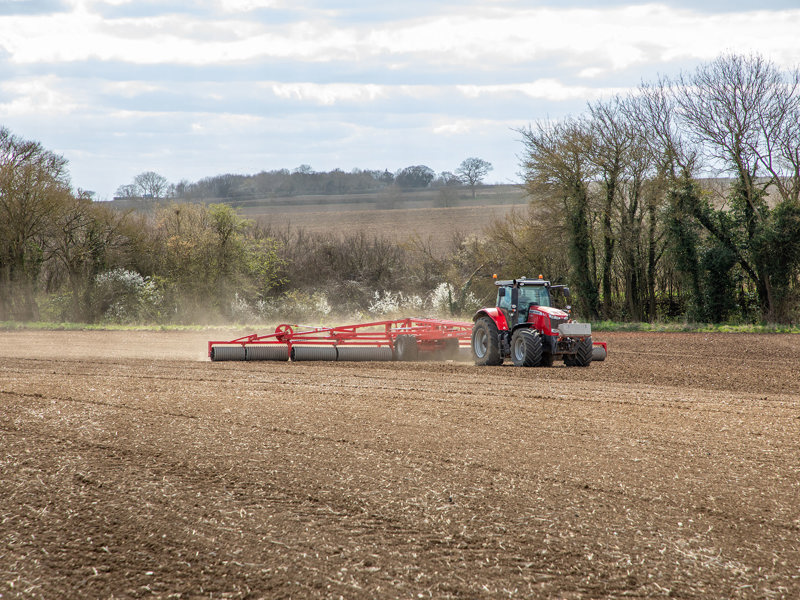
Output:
[
  {"left": 1, "top": 330, "right": 799, "bottom": 599},
  {"left": 246, "top": 203, "right": 525, "bottom": 253}
]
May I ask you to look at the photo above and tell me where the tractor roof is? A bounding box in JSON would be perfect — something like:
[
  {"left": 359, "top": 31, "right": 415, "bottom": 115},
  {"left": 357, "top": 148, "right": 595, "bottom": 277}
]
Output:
[{"left": 494, "top": 277, "right": 550, "bottom": 287}]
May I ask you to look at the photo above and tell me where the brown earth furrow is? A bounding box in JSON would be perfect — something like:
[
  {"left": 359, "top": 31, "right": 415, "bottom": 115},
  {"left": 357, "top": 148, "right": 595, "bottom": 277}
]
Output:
[{"left": 1, "top": 331, "right": 799, "bottom": 599}]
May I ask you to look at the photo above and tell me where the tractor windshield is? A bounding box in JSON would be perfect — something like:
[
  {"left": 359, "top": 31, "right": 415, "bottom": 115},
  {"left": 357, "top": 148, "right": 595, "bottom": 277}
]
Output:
[{"left": 518, "top": 285, "right": 550, "bottom": 308}]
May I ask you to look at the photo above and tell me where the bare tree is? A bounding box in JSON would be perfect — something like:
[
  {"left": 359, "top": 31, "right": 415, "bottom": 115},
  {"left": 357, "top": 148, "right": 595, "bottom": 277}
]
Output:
[
  {"left": 517, "top": 119, "right": 600, "bottom": 319},
  {"left": 669, "top": 53, "right": 800, "bottom": 320},
  {"left": 587, "top": 100, "right": 627, "bottom": 316},
  {"left": 0, "top": 127, "right": 72, "bottom": 320},
  {"left": 588, "top": 96, "right": 667, "bottom": 320},
  {"left": 456, "top": 157, "right": 493, "bottom": 198},
  {"left": 133, "top": 171, "right": 170, "bottom": 199},
  {"left": 115, "top": 183, "right": 138, "bottom": 199},
  {"left": 114, "top": 172, "right": 171, "bottom": 199},
  {"left": 42, "top": 196, "right": 132, "bottom": 321}
]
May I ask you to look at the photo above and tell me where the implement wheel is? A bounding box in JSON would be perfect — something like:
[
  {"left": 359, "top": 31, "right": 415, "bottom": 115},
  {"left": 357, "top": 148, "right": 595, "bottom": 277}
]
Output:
[
  {"left": 472, "top": 317, "right": 502, "bottom": 366},
  {"left": 394, "top": 335, "right": 419, "bottom": 361},
  {"left": 511, "top": 329, "right": 543, "bottom": 367}
]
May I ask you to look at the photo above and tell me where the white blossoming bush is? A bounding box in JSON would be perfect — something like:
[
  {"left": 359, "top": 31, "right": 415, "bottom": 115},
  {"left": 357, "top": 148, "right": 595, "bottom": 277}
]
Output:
[
  {"left": 429, "top": 282, "right": 481, "bottom": 317},
  {"left": 229, "top": 293, "right": 257, "bottom": 323},
  {"left": 93, "top": 268, "right": 163, "bottom": 323},
  {"left": 367, "top": 290, "right": 424, "bottom": 317},
  {"left": 429, "top": 282, "right": 456, "bottom": 314}
]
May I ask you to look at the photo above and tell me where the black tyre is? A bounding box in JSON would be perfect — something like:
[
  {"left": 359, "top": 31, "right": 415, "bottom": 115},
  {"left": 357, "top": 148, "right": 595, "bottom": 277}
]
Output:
[
  {"left": 565, "top": 336, "right": 593, "bottom": 367},
  {"left": 540, "top": 351, "right": 554, "bottom": 368},
  {"left": 394, "top": 335, "right": 419, "bottom": 361},
  {"left": 511, "top": 328, "right": 543, "bottom": 367},
  {"left": 574, "top": 336, "right": 593, "bottom": 367},
  {"left": 472, "top": 317, "right": 502, "bottom": 366}
]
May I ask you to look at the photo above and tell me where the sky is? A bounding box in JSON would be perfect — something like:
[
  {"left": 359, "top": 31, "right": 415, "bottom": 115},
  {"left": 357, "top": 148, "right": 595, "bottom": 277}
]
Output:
[{"left": 1, "top": 1, "right": 800, "bottom": 199}]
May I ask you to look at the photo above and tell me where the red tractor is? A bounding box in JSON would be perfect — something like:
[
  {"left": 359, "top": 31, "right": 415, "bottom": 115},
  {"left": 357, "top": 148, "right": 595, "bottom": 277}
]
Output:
[{"left": 471, "top": 276, "right": 602, "bottom": 367}]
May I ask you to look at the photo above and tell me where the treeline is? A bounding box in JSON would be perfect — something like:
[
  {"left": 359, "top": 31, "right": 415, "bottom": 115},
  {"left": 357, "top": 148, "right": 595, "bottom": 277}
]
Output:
[
  {"left": 517, "top": 53, "right": 800, "bottom": 324},
  {"left": 115, "top": 163, "right": 485, "bottom": 202}
]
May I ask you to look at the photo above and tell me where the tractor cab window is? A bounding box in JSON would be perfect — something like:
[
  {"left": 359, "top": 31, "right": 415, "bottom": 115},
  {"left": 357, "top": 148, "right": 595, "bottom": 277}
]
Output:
[
  {"left": 497, "top": 288, "right": 512, "bottom": 311},
  {"left": 518, "top": 285, "right": 550, "bottom": 309}
]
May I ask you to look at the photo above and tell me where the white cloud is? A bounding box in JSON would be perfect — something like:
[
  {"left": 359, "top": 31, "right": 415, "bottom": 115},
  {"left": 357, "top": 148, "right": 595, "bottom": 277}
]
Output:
[
  {"left": 0, "top": 3, "right": 798, "bottom": 70},
  {"left": 216, "top": 0, "right": 284, "bottom": 11},
  {"left": 189, "top": 113, "right": 265, "bottom": 134},
  {"left": 364, "top": 5, "right": 800, "bottom": 73},
  {"left": 0, "top": 76, "right": 83, "bottom": 116},
  {"left": 432, "top": 118, "right": 492, "bottom": 136},
  {"left": 457, "top": 80, "right": 628, "bottom": 102},
  {"left": 101, "top": 80, "right": 163, "bottom": 97},
  {"left": 269, "top": 82, "right": 386, "bottom": 105},
  {"left": 253, "top": 79, "right": 626, "bottom": 106},
  {"left": 432, "top": 120, "right": 472, "bottom": 136}
]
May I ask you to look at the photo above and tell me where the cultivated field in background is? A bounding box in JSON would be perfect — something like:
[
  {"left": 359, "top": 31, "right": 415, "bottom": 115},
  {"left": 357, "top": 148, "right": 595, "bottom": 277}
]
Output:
[
  {"left": 110, "top": 184, "right": 528, "bottom": 252},
  {"left": 229, "top": 185, "right": 525, "bottom": 251}
]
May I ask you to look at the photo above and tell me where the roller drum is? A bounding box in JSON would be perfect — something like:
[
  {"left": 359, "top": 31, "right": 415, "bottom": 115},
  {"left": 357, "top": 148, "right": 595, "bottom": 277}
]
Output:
[
  {"left": 246, "top": 345, "right": 289, "bottom": 361},
  {"left": 291, "top": 346, "right": 338, "bottom": 361},
  {"left": 210, "top": 345, "right": 246, "bottom": 361},
  {"left": 592, "top": 345, "right": 607, "bottom": 362},
  {"left": 336, "top": 346, "right": 393, "bottom": 361}
]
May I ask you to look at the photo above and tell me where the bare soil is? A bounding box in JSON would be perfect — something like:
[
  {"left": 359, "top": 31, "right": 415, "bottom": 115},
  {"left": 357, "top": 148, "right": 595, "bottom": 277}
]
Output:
[
  {"left": 234, "top": 186, "right": 528, "bottom": 253},
  {"left": 1, "top": 330, "right": 799, "bottom": 599}
]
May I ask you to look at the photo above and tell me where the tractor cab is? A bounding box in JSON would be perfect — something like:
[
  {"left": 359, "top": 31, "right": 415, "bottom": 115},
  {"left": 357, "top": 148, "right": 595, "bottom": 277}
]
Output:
[{"left": 495, "top": 277, "right": 569, "bottom": 326}]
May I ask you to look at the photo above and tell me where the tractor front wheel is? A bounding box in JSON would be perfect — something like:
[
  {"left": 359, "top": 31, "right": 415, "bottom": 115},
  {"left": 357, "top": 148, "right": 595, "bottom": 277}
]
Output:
[
  {"left": 472, "top": 318, "right": 502, "bottom": 366},
  {"left": 511, "top": 328, "right": 543, "bottom": 367}
]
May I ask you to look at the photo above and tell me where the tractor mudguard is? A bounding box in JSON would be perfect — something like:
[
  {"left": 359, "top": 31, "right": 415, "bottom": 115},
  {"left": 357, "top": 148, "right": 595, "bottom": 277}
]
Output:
[{"left": 473, "top": 308, "right": 509, "bottom": 331}]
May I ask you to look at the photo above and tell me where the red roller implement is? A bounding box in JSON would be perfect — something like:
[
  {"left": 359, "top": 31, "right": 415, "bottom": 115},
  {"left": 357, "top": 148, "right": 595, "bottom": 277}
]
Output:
[{"left": 208, "top": 317, "right": 473, "bottom": 362}]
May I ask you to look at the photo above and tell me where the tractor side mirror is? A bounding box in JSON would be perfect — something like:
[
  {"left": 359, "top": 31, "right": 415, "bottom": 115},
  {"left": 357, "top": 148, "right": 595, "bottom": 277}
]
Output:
[
  {"left": 498, "top": 288, "right": 506, "bottom": 297},
  {"left": 562, "top": 287, "right": 571, "bottom": 298}
]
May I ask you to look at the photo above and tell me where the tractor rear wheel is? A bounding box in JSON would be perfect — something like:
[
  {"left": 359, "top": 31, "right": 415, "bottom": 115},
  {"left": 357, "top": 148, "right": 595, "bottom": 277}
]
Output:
[
  {"left": 394, "top": 335, "right": 419, "bottom": 361},
  {"left": 511, "top": 328, "right": 543, "bottom": 367},
  {"left": 472, "top": 317, "right": 502, "bottom": 366}
]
